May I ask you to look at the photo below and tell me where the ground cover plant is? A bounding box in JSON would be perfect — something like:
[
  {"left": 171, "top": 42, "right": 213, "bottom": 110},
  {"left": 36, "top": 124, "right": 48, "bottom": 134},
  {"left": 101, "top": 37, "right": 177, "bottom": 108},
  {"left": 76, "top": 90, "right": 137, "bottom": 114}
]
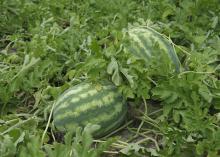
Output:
[{"left": 0, "top": 0, "right": 220, "bottom": 156}]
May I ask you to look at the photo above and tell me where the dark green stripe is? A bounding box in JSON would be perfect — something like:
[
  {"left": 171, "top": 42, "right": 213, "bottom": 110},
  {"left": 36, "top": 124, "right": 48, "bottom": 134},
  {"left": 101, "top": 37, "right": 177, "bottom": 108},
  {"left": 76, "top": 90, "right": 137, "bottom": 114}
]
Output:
[
  {"left": 54, "top": 86, "right": 118, "bottom": 117},
  {"left": 127, "top": 46, "right": 142, "bottom": 59},
  {"left": 95, "top": 103, "right": 127, "bottom": 137},
  {"left": 147, "top": 28, "right": 180, "bottom": 72},
  {"left": 134, "top": 44, "right": 151, "bottom": 62},
  {"left": 59, "top": 83, "right": 90, "bottom": 97},
  {"left": 54, "top": 96, "right": 123, "bottom": 126},
  {"left": 138, "top": 34, "right": 153, "bottom": 56},
  {"left": 160, "top": 38, "right": 180, "bottom": 72},
  {"left": 129, "top": 41, "right": 151, "bottom": 62},
  {"left": 54, "top": 84, "right": 114, "bottom": 114},
  {"left": 99, "top": 102, "right": 127, "bottom": 128},
  {"left": 54, "top": 83, "right": 92, "bottom": 110}
]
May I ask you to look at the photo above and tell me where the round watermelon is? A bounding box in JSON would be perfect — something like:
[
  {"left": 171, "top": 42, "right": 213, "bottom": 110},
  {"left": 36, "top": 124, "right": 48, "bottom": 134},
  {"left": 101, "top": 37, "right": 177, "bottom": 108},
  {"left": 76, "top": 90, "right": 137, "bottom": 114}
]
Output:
[
  {"left": 125, "top": 26, "right": 181, "bottom": 72},
  {"left": 53, "top": 82, "right": 127, "bottom": 137}
]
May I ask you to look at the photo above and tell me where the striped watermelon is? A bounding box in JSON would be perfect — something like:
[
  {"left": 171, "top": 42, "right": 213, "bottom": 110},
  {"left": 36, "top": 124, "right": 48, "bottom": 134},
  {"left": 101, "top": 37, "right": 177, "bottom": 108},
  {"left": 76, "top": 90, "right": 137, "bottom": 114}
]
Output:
[
  {"left": 125, "top": 26, "right": 181, "bottom": 72},
  {"left": 53, "top": 82, "right": 127, "bottom": 137}
]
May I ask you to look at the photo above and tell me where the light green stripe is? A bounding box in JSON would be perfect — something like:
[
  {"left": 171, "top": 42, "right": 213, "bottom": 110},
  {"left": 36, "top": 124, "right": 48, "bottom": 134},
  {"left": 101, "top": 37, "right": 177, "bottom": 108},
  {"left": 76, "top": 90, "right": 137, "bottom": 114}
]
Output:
[
  {"left": 54, "top": 88, "right": 98, "bottom": 114},
  {"left": 54, "top": 92, "right": 117, "bottom": 121},
  {"left": 55, "top": 83, "right": 90, "bottom": 108},
  {"left": 54, "top": 85, "right": 114, "bottom": 115},
  {"left": 129, "top": 30, "right": 152, "bottom": 57},
  {"left": 130, "top": 27, "right": 180, "bottom": 72},
  {"left": 98, "top": 106, "right": 126, "bottom": 136},
  {"left": 84, "top": 102, "right": 123, "bottom": 126},
  {"left": 148, "top": 29, "right": 181, "bottom": 72}
]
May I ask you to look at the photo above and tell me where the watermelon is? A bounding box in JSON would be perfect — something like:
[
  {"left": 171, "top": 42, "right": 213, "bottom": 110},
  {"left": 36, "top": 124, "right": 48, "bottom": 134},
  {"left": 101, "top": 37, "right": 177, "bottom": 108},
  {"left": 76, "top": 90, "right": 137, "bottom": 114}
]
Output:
[
  {"left": 126, "top": 26, "right": 181, "bottom": 72},
  {"left": 53, "top": 82, "right": 127, "bottom": 137}
]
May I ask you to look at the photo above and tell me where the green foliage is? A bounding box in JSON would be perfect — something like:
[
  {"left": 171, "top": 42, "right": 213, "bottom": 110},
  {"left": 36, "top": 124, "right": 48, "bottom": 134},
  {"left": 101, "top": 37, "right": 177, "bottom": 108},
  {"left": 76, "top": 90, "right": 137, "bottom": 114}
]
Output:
[
  {"left": 0, "top": 0, "right": 220, "bottom": 156},
  {"left": 0, "top": 123, "right": 114, "bottom": 157}
]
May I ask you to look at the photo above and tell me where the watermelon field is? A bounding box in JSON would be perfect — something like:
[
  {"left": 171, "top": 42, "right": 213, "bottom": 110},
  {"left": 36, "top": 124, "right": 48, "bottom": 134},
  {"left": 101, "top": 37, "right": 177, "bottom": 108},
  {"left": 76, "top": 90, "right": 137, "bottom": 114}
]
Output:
[{"left": 0, "top": 0, "right": 220, "bottom": 156}]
